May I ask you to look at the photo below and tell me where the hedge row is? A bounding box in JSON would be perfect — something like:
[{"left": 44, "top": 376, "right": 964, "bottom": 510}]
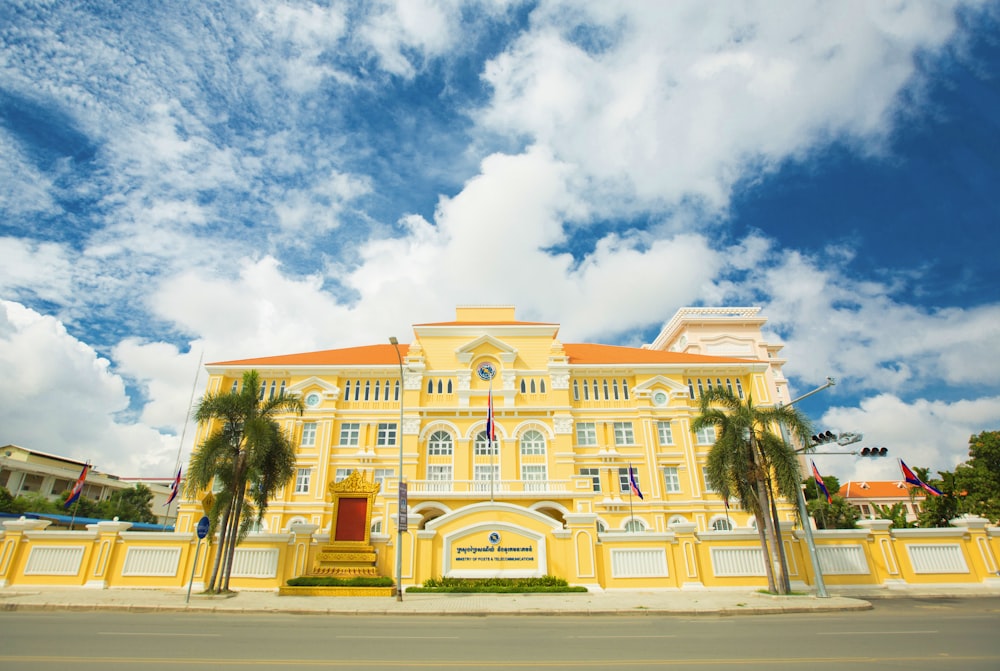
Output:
[{"left": 408, "top": 576, "right": 588, "bottom": 593}]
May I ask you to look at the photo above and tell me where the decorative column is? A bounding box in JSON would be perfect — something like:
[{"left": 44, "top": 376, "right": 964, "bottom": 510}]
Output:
[
  {"left": 85, "top": 520, "right": 133, "bottom": 589},
  {"left": 949, "top": 516, "right": 1000, "bottom": 584},
  {"left": 0, "top": 518, "right": 52, "bottom": 587}
]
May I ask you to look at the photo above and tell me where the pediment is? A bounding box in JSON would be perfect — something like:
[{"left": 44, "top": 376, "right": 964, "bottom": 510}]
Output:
[
  {"left": 455, "top": 334, "right": 517, "bottom": 364},
  {"left": 632, "top": 375, "right": 688, "bottom": 395},
  {"left": 287, "top": 376, "right": 339, "bottom": 396}
]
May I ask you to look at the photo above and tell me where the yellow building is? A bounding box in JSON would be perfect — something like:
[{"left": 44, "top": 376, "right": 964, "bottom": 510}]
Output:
[{"left": 176, "top": 305, "right": 798, "bottom": 588}]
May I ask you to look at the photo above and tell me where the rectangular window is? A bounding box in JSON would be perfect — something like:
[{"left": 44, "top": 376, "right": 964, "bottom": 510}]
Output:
[
  {"left": 618, "top": 467, "right": 631, "bottom": 493},
  {"left": 334, "top": 468, "right": 351, "bottom": 483},
  {"left": 580, "top": 468, "right": 601, "bottom": 493},
  {"left": 294, "top": 468, "right": 311, "bottom": 494},
  {"left": 301, "top": 422, "right": 317, "bottom": 447},
  {"left": 339, "top": 422, "right": 360, "bottom": 446},
  {"left": 702, "top": 466, "right": 715, "bottom": 492},
  {"left": 374, "top": 468, "right": 395, "bottom": 488},
  {"left": 663, "top": 466, "right": 680, "bottom": 493},
  {"left": 657, "top": 421, "right": 673, "bottom": 445},
  {"left": 427, "top": 465, "right": 452, "bottom": 492},
  {"left": 576, "top": 422, "right": 598, "bottom": 446},
  {"left": 613, "top": 421, "right": 635, "bottom": 445},
  {"left": 474, "top": 465, "right": 499, "bottom": 492},
  {"left": 522, "top": 464, "right": 547, "bottom": 492},
  {"left": 695, "top": 426, "right": 717, "bottom": 444},
  {"left": 376, "top": 422, "right": 397, "bottom": 447}
]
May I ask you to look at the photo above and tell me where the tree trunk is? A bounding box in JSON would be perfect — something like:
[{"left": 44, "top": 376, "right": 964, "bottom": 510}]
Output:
[
  {"left": 221, "top": 477, "right": 248, "bottom": 592},
  {"left": 767, "top": 478, "right": 792, "bottom": 594},
  {"left": 753, "top": 507, "right": 777, "bottom": 594},
  {"left": 205, "top": 496, "right": 232, "bottom": 593},
  {"left": 749, "top": 435, "right": 784, "bottom": 594}
]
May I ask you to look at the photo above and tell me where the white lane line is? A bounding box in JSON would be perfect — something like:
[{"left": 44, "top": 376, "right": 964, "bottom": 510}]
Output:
[
  {"left": 99, "top": 632, "right": 222, "bottom": 637},
  {"left": 816, "top": 630, "right": 938, "bottom": 635}
]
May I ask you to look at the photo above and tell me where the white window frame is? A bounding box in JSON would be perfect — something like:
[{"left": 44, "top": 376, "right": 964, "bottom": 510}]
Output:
[
  {"left": 657, "top": 421, "right": 673, "bottom": 445},
  {"left": 613, "top": 422, "right": 635, "bottom": 446},
  {"left": 427, "top": 430, "right": 453, "bottom": 456},
  {"left": 427, "top": 465, "right": 452, "bottom": 492},
  {"left": 576, "top": 422, "right": 597, "bottom": 446},
  {"left": 294, "top": 468, "right": 311, "bottom": 494},
  {"left": 376, "top": 422, "right": 397, "bottom": 447},
  {"left": 473, "top": 430, "right": 496, "bottom": 455},
  {"left": 474, "top": 464, "right": 499, "bottom": 492},
  {"left": 702, "top": 466, "right": 716, "bottom": 493},
  {"left": 662, "top": 466, "right": 680, "bottom": 493},
  {"left": 695, "top": 426, "right": 717, "bottom": 445},
  {"left": 334, "top": 468, "right": 351, "bottom": 483},
  {"left": 301, "top": 422, "right": 317, "bottom": 447},
  {"left": 339, "top": 423, "right": 360, "bottom": 446},
  {"left": 580, "top": 467, "right": 601, "bottom": 493},
  {"left": 520, "top": 429, "right": 546, "bottom": 455},
  {"left": 373, "top": 468, "right": 395, "bottom": 488},
  {"left": 521, "top": 464, "right": 547, "bottom": 492}
]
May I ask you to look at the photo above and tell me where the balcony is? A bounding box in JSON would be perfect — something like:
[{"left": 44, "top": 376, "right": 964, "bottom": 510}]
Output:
[{"left": 403, "top": 479, "right": 573, "bottom": 498}]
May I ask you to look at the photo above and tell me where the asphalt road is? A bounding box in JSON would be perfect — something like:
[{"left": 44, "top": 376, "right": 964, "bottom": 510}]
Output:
[{"left": 1, "top": 597, "right": 998, "bottom": 670}]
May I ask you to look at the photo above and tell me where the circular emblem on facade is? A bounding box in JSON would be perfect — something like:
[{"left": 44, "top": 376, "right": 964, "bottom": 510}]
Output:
[
  {"left": 488, "top": 531, "right": 501, "bottom": 545},
  {"left": 305, "top": 392, "right": 321, "bottom": 408},
  {"left": 476, "top": 362, "right": 497, "bottom": 381},
  {"left": 652, "top": 390, "right": 668, "bottom": 407}
]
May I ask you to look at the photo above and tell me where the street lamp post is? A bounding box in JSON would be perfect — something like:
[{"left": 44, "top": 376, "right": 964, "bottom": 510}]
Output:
[
  {"left": 389, "top": 336, "right": 405, "bottom": 602},
  {"left": 783, "top": 377, "right": 836, "bottom": 599}
]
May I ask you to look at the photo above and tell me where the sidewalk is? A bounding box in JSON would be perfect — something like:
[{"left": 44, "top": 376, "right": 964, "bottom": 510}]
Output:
[
  {"left": 3, "top": 584, "right": 998, "bottom": 616},
  {"left": 0, "top": 586, "right": 868, "bottom": 616}
]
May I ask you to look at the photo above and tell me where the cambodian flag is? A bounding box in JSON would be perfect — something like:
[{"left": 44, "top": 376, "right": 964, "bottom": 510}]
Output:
[
  {"left": 64, "top": 462, "right": 91, "bottom": 508},
  {"left": 628, "top": 464, "right": 644, "bottom": 500},
  {"left": 811, "top": 460, "right": 832, "bottom": 504},
  {"left": 485, "top": 389, "right": 495, "bottom": 442},
  {"left": 165, "top": 467, "right": 182, "bottom": 506},
  {"left": 900, "top": 459, "right": 942, "bottom": 496}
]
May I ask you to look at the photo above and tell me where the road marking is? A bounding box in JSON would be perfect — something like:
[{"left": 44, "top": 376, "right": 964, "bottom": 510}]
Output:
[
  {"left": 569, "top": 635, "right": 677, "bottom": 639},
  {"left": 339, "top": 635, "right": 459, "bottom": 640},
  {"left": 816, "top": 630, "right": 938, "bottom": 636},
  {"left": 99, "top": 632, "right": 222, "bottom": 637}
]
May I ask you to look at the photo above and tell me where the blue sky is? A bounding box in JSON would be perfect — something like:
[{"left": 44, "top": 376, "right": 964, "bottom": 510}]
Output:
[{"left": 1, "top": 1, "right": 998, "bottom": 484}]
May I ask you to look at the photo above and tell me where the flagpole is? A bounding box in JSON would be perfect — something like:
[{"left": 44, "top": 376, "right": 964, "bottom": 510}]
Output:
[
  {"left": 489, "top": 378, "right": 495, "bottom": 504},
  {"left": 165, "top": 350, "right": 203, "bottom": 529},
  {"left": 627, "top": 464, "right": 635, "bottom": 528}
]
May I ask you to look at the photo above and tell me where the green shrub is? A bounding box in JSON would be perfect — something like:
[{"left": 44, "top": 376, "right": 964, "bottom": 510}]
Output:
[{"left": 408, "top": 576, "right": 588, "bottom": 593}]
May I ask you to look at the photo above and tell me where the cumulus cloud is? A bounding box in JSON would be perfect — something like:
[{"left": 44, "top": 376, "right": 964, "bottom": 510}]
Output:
[{"left": 0, "top": 301, "right": 177, "bottom": 475}]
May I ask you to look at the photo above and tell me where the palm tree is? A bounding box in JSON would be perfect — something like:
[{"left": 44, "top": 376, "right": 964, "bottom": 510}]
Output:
[
  {"left": 186, "top": 370, "right": 302, "bottom": 593},
  {"left": 692, "top": 388, "right": 811, "bottom": 595}
]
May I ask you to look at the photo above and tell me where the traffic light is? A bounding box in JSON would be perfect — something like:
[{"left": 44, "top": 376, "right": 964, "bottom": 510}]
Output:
[
  {"left": 811, "top": 430, "right": 837, "bottom": 445},
  {"left": 860, "top": 447, "right": 888, "bottom": 457}
]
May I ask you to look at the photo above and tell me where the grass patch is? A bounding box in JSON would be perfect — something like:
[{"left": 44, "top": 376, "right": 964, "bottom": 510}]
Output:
[
  {"left": 407, "top": 576, "right": 588, "bottom": 593},
  {"left": 286, "top": 576, "right": 395, "bottom": 588}
]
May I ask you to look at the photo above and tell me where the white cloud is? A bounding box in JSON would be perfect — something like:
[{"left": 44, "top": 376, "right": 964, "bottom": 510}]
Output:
[
  {"left": 814, "top": 393, "right": 1000, "bottom": 484},
  {"left": 0, "top": 301, "right": 176, "bottom": 476}
]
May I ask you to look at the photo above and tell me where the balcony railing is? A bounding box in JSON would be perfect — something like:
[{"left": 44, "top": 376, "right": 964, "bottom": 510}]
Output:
[{"left": 403, "top": 479, "right": 573, "bottom": 496}]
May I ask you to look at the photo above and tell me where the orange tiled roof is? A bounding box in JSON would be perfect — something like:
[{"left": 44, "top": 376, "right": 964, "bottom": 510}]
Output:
[
  {"left": 839, "top": 481, "right": 915, "bottom": 499},
  {"left": 209, "top": 344, "right": 409, "bottom": 367},
  {"left": 415, "top": 320, "right": 557, "bottom": 327},
  {"left": 211, "top": 342, "right": 754, "bottom": 367}
]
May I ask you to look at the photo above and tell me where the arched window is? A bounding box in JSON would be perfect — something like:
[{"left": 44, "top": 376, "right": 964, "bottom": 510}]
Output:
[
  {"left": 427, "top": 430, "right": 453, "bottom": 456},
  {"left": 520, "top": 379, "right": 526, "bottom": 394},
  {"left": 540, "top": 379, "right": 546, "bottom": 393},
  {"left": 269, "top": 380, "right": 276, "bottom": 399},
  {"left": 344, "top": 380, "right": 352, "bottom": 400},
  {"left": 231, "top": 380, "right": 239, "bottom": 393},
  {"left": 624, "top": 519, "right": 644, "bottom": 533},
  {"left": 668, "top": 515, "right": 688, "bottom": 526},
  {"left": 583, "top": 380, "right": 589, "bottom": 400},
  {"left": 612, "top": 379, "right": 620, "bottom": 400},
  {"left": 474, "top": 430, "right": 496, "bottom": 455},
  {"left": 520, "top": 429, "right": 545, "bottom": 455},
  {"left": 427, "top": 379, "right": 434, "bottom": 394},
  {"left": 447, "top": 379, "right": 453, "bottom": 394},
  {"left": 530, "top": 379, "right": 536, "bottom": 393},
  {"left": 364, "top": 380, "right": 371, "bottom": 401},
  {"left": 622, "top": 379, "right": 630, "bottom": 400},
  {"left": 394, "top": 380, "right": 400, "bottom": 401},
  {"left": 602, "top": 379, "right": 609, "bottom": 400},
  {"left": 354, "top": 381, "right": 361, "bottom": 401},
  {"left": 437, "top": 380, "right": 443, "bottom": 394},
  {"left": 592, "top": 379, "right": 599, "bottom": 399},
  {"left": 279, "top": 380, "right": 286, "bottom": 396},
  {"left": 711, "top": 517, "right": 734, "bottom": 531},
  {"left": 573, "top": 379, "right": 580, "bottom": 401}
]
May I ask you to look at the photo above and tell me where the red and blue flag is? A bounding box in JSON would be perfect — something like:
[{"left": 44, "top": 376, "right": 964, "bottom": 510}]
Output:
[
  {"left": 811, "top": 460, "right": 832, "bottom": 504},
  {"left": 485, "top": 389, "right": 495, "bottom": 442},
  {"left": 165, "top": 467, "right": 182, "bottom": 506},
  {"left": 64, "top": 462, "right": 91, "bottom": 508},
  {"left": 900, "top": 459, "right": 942, "bottom": 497},
  {"left": 628, "top": 464, "right": 644, "bottom": 500}
]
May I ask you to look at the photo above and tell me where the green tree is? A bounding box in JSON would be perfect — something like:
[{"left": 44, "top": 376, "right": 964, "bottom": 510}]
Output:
[
  {"left": 187, "top": 370, "right": 302, "bottom": 593},
  {"left": 0, "top": 486, "right": 26, "bottom": 514},
  {"left": 99, "top": 484, "right": 158, "bottom": 524},
  {"left": 954, "top": 430, "right": 1000, "bottom": 523},
  {"left": 916, "top": 470, "right": 962, "bottom": 528},
  {"left": 692, "top": 388, "right": 811, "bottom": 595},
  {"left": 874, "top": 502, "right": 912, "bottom": 529}
]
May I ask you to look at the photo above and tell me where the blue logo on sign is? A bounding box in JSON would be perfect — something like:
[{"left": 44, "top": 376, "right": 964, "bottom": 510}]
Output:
[{"left": 488, "top": 531, "right": 501, "bottom": 545}]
